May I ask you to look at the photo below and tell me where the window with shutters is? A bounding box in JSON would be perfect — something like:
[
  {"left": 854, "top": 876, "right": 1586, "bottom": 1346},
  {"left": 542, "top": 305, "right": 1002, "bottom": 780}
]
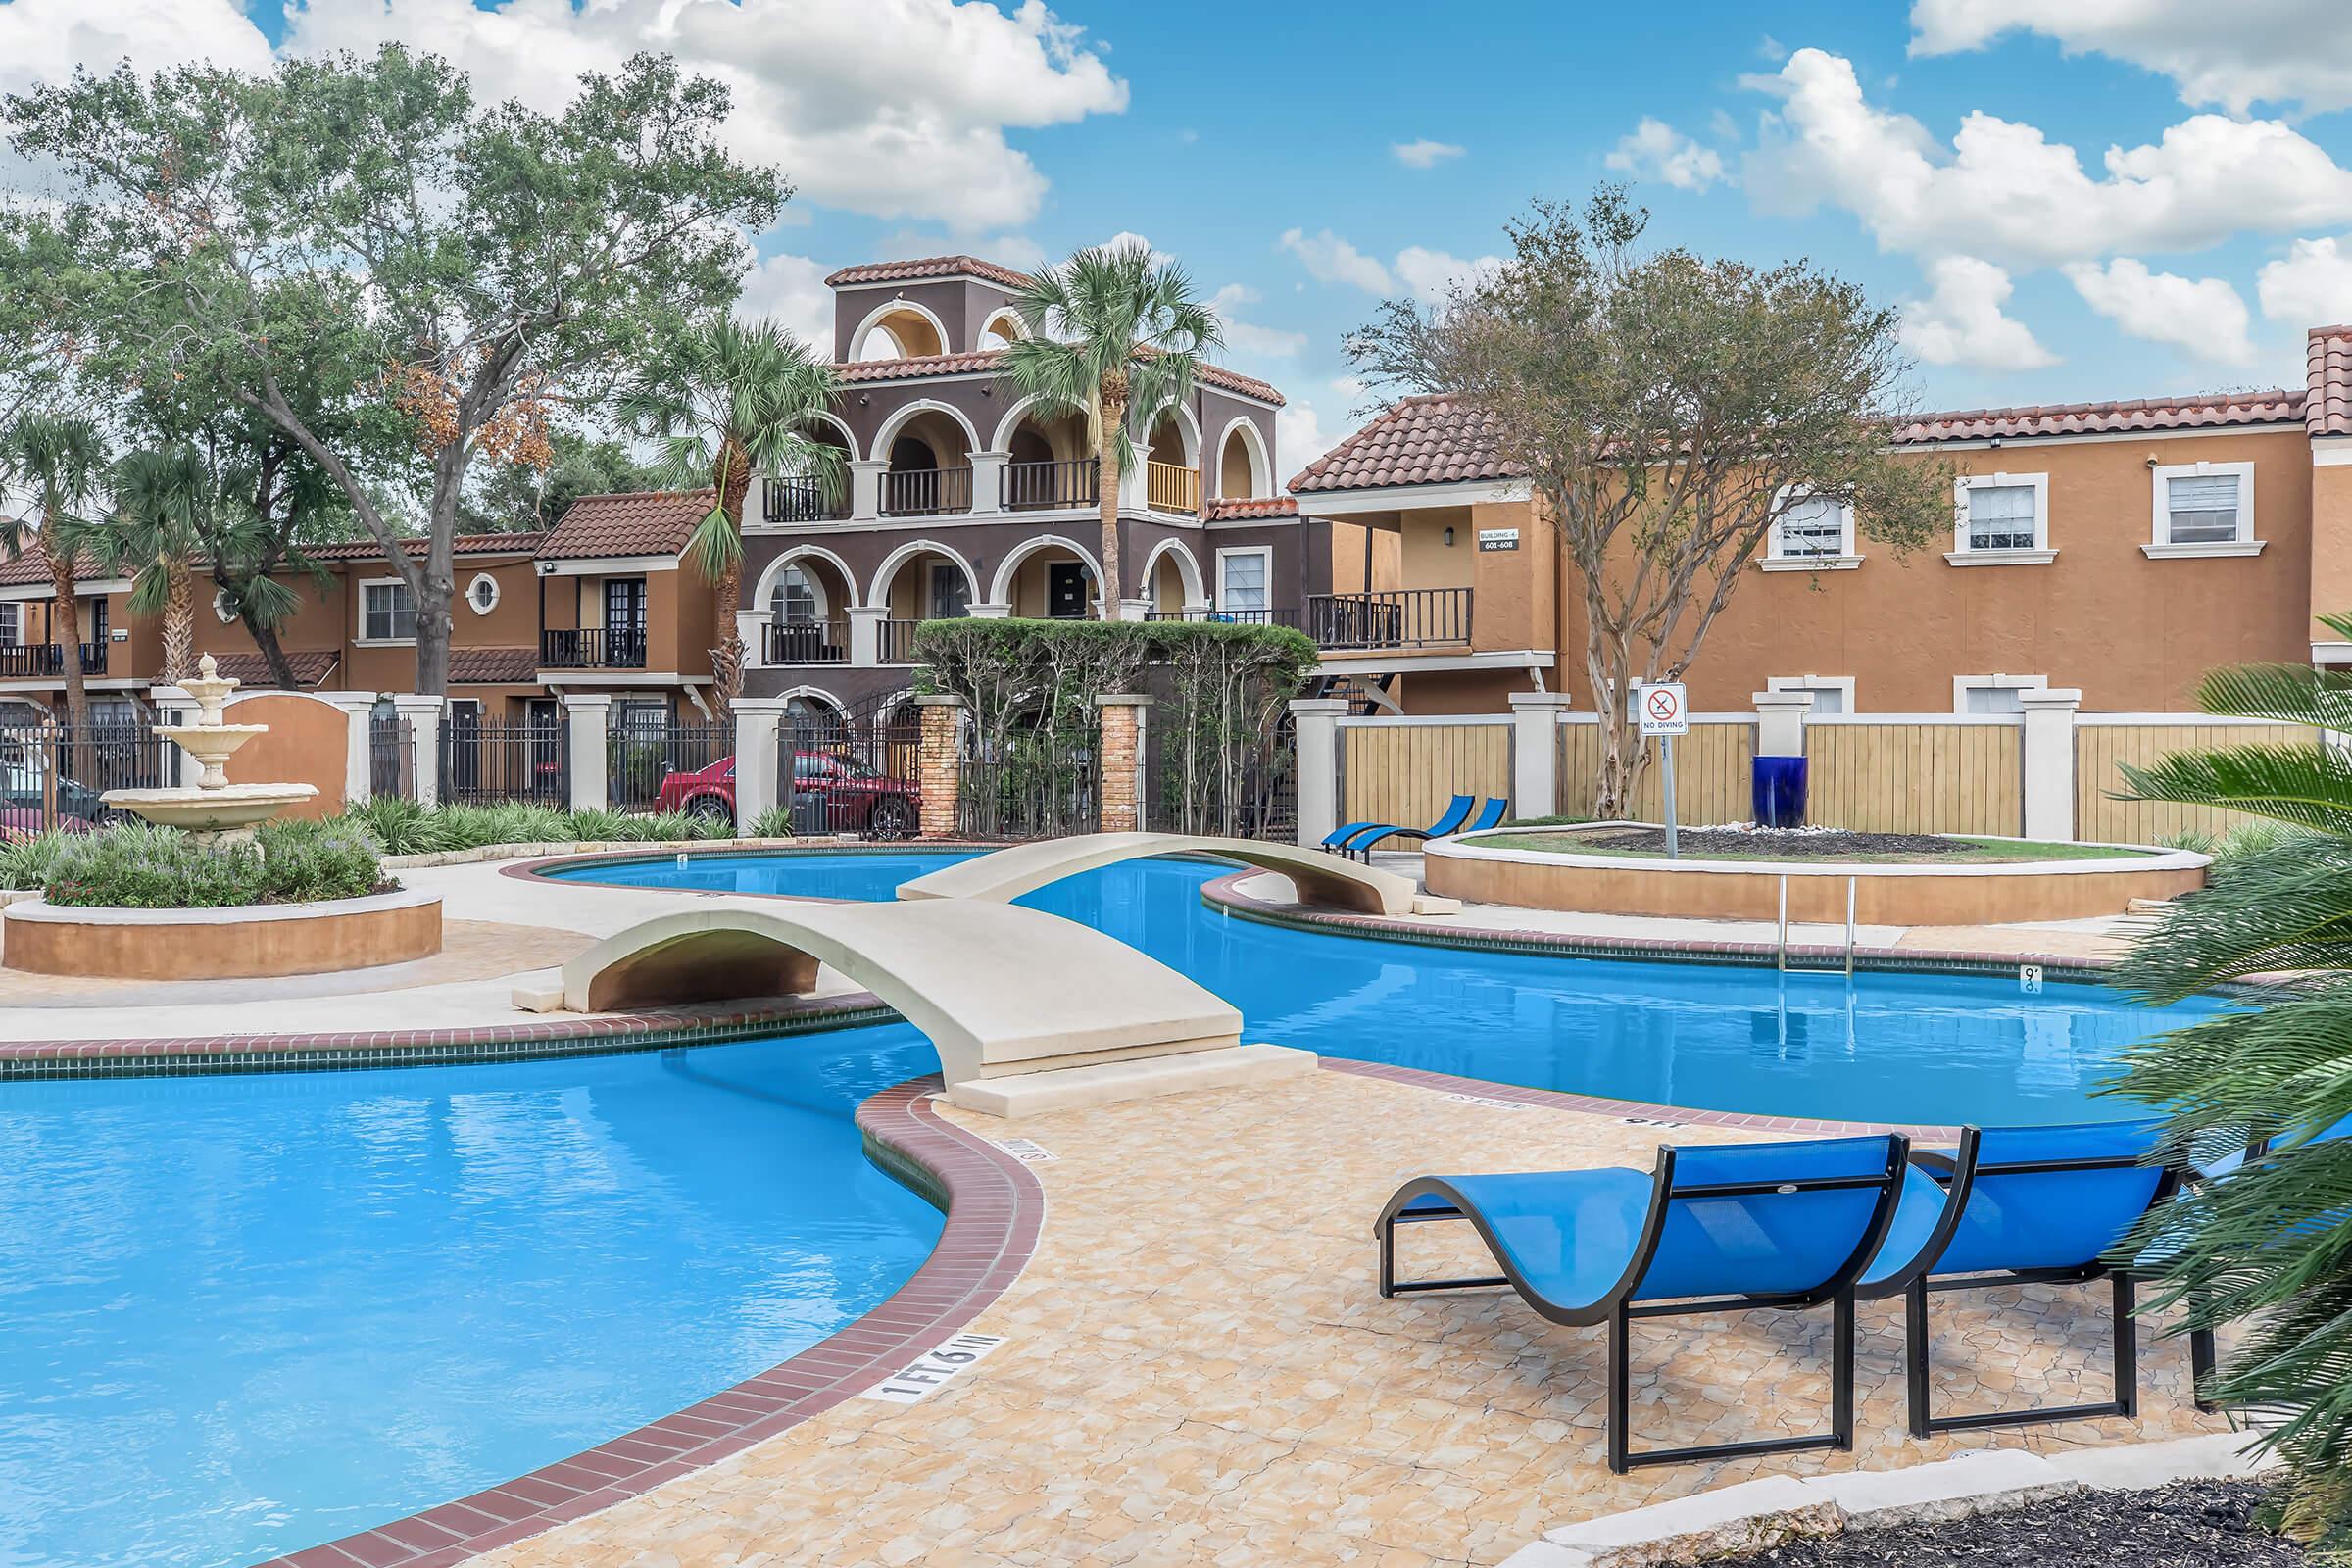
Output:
[{"left": 2148, "top": 461, "right": 2258, "bottom": 556}]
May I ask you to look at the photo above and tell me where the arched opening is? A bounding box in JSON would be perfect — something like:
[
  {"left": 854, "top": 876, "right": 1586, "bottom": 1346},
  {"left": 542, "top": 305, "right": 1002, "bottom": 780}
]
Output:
[
  {"left": 878, "top": 408, "right": 974, "bottom": 517},
  {"left": 1143, "top": 541, "right": 1203, "bottom": 614},
  {"left": 978, "top": 307, "right": 1025, "bottom": 348},
  {"left": 872, "top": 543, "right": 977, "bottom": 659},
  {"left": 1215, "top": 419, "right": 1271, "bottom": 500},
  {"left": 765, "top": 417, "right": 855, "bottom": 524},
  {"left": 997, "top": 538, "right": 1102, "bottom": 620},
  {"left": 1001, "top": 404, "right": 1097, "bottom": 512},
  {"left": 1144, "top": 408, "right": 1200, "bottom": 515},
  {"left": 852, "top": 303, "right": 947, "bottom": 361},
  {"left": 762, "top": 551, "right": 856, "bottom": 665}
]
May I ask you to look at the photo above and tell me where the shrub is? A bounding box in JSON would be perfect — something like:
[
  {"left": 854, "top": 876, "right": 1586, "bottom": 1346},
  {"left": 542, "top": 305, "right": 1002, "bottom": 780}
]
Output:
[
  {"left": 747, "top": 804, "right": 796, "bottom": 838},
  {"left": 34, "top": 818, "right": 388, "bottom": 908},
  {"left": 332, "top": 799, "right": 744, "bottom": 855},
  {"left": 0, "top": 828, "right": 75, "bottom": 892},
  {"left": 253, "top": 817, "right": 385, "bottom": 903}
]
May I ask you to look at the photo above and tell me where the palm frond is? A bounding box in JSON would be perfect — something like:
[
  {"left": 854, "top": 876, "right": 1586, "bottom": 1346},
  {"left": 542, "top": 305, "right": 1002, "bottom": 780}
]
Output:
[
  {"left": 2117, "top": 837, "right": 2352, "bottom": 999},
  {"left": 2119, "top": 744, "right": 2352, "bottom": 836},
  {"left": 683, "top": 503, "right": 741, "bottom": 578},
  {"left": 2195, "top": 661, "right": 2352, "bottom": 733}
]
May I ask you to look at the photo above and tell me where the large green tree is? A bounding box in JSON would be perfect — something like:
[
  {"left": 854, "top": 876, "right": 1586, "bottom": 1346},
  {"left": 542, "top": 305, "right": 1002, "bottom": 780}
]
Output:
[
  {"left": 1002, "top": 242, "right": 1223, "bottom": 619},
  {"left": 466, "top": 428, "right": 663, "bottom": 534},
  {"left": 619, "top": 316, "right": 841, "bottom": 720},
  {"left": 0, "top": 414, "right": 112, "bottom": 725},
  {"left": 6, "top": 45, "right": 783, "bottom": 694},
  {"left": 1346, "top": 190, "right": 1950, "bottom": 814}
]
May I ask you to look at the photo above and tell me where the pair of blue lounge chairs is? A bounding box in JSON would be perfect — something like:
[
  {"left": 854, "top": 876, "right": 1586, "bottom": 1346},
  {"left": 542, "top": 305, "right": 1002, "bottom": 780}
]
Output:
[
  {"left": 1322, "top": 793, "right": 1507, "bottom": 860},
  {"left": 1377, "top": 1119, "right": 2179, "bottom": 1473}
]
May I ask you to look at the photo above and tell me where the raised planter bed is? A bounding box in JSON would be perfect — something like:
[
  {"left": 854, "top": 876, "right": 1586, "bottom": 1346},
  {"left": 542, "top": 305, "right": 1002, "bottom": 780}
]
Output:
[
  {"left": 1425, "top": 823, "right": 2209, "bottom": 925},
  {"left": 2, "top": 886, "right": 442, "bottom": 980}
]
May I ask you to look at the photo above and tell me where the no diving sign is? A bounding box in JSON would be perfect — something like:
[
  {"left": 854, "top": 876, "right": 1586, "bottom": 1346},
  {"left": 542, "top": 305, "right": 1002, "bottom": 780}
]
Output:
[{"left": 1639, "top": 682, "right": 1689, "bottom": 737}]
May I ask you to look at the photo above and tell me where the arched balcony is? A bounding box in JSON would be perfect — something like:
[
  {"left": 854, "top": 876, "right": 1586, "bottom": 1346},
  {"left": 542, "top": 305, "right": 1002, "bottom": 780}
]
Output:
[
  {"left": 871, "top": 543, "right": 978, "bottom": 662},
  {"left": 760, "top": 550, "right": 857, "bottom": 666},
  {"left": 993, "top": 537, "right": 1102, "bottom": 621},
  {"left": 764, "top": 419, "right": 856, "bottom": 525},
  {"left": 851, "top": 303, "right": 947, "bottom": 361},
  {"left": 1144, "top": 409, "right": 1200, "bottom": 515},
  {"left": 1214, "top": 418, "right": 1273, "bottom": 500},
  {"left": 879, "top": 409, "right": 975, "bottom": 517},
  {"left": 1001, "top": 405, "right": 1098, "bottom": 513}
]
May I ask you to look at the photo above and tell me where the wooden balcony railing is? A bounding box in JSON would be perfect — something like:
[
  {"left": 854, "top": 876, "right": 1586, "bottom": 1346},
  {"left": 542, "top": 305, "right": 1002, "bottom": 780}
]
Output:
[
  {"left": 881, "top": 466, "right": 973, "bottom": 517},
  {"left": 1304, "top": 588, "right": 1473, "bottom": 650},
  {"left": 538, "top": 627, "right": 649, "bottom": 669},
  {"left": 876, "top": 617, "right": 923, "bottom": 663},
  {"left": 1146, "top": 461, "right": 1200, "bottom": 514},
  {"left": 0, "top": 641, "right": 107, "bottom": 678},
  {"left": 764, "top": 475, "right": 848, "bottom": 525},
  {"left": 763, "top": 617, "right": 848, "bottom": 665},
  {"left": 1143, "top": 607, "right": 1300, "bottom": 628},
  {"left": 1004, "top": 457, "right": 1099, "bottom": 512}
]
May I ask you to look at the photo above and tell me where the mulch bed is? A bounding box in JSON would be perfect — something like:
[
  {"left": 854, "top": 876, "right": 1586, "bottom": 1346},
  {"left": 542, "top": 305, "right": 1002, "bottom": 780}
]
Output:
[
  {"left": 1586, "top": 827, "right": 1965, "bottom": 858},
  {"left": 1714, "top": 1480, "right": 2299, "bottom": 1568}
]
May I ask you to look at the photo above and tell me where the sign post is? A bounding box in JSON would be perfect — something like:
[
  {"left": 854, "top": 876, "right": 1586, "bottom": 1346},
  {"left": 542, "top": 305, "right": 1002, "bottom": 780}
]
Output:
[{"left": 1639, "top": 682, "right": 1690, "bottom": 858}]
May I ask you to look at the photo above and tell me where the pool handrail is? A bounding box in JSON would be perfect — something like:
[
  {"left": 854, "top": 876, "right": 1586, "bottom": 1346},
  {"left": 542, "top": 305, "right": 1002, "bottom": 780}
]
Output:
[
  {"left": 1858, "top": 1119, "right": 2180, "bottom": 1438},
  {"left": 1375, "top": 1132, "right": 1910, "bottom": 1473}
]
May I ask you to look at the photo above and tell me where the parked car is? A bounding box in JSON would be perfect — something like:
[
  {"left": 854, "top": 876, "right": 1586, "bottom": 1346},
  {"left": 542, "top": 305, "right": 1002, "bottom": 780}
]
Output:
[{"left": 653, "top": 752, "right": 921, "bottom": 839}]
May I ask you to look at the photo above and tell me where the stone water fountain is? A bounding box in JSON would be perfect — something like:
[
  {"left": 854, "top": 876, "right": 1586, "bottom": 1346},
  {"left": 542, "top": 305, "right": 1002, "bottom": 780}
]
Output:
[{"left": 103, "top": 654, "right": 318, "bottom": 846}]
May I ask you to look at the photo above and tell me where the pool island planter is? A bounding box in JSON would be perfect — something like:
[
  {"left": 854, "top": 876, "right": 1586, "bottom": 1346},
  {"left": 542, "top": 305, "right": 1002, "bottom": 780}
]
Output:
[
  {"left": 1, "top": 886, "right": 442, "bottom": 980},
  {"left": 1424, "top": 825, "right": 2208, "bottom": 926}
]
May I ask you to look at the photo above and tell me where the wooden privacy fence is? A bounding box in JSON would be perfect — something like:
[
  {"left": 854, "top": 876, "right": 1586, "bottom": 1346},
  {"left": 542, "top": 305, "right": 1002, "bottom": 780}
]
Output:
[
  {"left": 2076, "top": 717, "right": 2315, "bottom": 844},
  {"left": 1803, "top": 718, "right": 2024, "bottom": 836},
  {"left": 1557, "top": 717, "right": 1755, "bottom": 823},
  {"left": 1340, "top": 718, "right": 1510, "bottom": 828}
]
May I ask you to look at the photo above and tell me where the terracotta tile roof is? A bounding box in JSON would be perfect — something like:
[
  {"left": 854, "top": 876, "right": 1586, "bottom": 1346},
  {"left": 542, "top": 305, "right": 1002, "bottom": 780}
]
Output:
[
  {"left": 1891, "top": 388, "right": 2307, "bottom": 444},
  {"left": 1289, "top": 394, "right": 1525, "bottom": 494},
  {"left": 1202, "top": 496, "right": 1300, "bottom": 522},
  {"left": 833, "top": 348, "right": 1286, "bottom": 407},
  {"left": 2311, "top": 326, "right": 2352, "bottom": 438},
  {"left": 537, "top": 490, "right": 712, "bottom": 561},
  {"left": 452, "top": 647, "right": 541, "bottom": 684},
  {"left": 296, "top": 532, "right": 541, "bottom": 563},
  {"left": 209, "top": 650, "right": 339, "bottom": 689},
  {"left": 824, "top": 255, "right": 1036, "bottom": 292}
]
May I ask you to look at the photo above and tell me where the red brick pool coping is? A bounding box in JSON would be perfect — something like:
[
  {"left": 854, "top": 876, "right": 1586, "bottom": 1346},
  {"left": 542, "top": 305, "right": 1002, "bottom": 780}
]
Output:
[{"left": 252, "top": 1073, "right": 1044, "bottom": 1568}]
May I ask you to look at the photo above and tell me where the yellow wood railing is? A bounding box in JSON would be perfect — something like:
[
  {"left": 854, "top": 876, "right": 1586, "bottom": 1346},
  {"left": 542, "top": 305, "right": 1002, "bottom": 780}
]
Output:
[{"left": 1146, "top": 461, "right": 1200, "bottom": 514}]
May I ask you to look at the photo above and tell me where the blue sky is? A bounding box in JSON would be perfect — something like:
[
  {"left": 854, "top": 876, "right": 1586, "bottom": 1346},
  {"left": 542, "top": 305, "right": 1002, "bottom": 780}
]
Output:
[{"left": 10, "top": 0, "right": 2352, "bottom": 471}]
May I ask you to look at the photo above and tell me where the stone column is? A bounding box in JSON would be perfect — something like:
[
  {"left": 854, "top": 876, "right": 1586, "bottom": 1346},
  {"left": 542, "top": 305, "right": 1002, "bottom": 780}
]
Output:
[
  {"left": 1116, "top": 597, "right": 1152, "bottom": 623},
  {"left": 732, "top": 696, "right": 791, "bottom": 834},
  {"left": 2019, "top": 687, "right": 2083, "bottom": 842},
  {"left": 1289, "top": 697, "right": 1348, "bottom": 847},
  {"left": 560, "top": 690, "right": 612, "bottom": 813},
  {"left": 847, "top": 605, "right": 888, "bottom": 666},
  {"left": 914, "top": 694, "right": 965, "bottom": 839},
  {"left": 1507, "top": 690, "right": 1576, "bottom": 821},
  {"left": 1117, "top": 444, "right": 1152, "bottom": 512},
  {"left": 151, "top": 684, "right": 198, "bottom": 789},
  {"left": 1752, "top": 689, "right": 1814, "bottom": 759},
  {"left": 315, "top": 690, "right": 379, "bottom": 808},
  {"left": 389, "top": 693, "right": 446, "bottom": 808},
  {"left": 1095, "top": 694, "right": 1152, "bottom": 832},
  {"left": 968, "top": 450, "right": 1009, "bottom": 514},
  {"left": 968, "top": 602, "right": 1013, "bottom": 619},
  {"left": 849, "top": 458, "right": 888, "bottom": 522}
]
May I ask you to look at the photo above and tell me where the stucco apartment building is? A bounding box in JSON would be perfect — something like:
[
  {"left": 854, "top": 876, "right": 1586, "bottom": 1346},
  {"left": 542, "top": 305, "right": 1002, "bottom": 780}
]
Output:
[{"left": 1291, "top": 324, "right": 2352, "bottom": 716}]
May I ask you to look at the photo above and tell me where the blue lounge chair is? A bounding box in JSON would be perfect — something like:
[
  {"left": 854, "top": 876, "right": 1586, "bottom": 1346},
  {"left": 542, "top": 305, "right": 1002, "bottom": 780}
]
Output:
[
  {"left": 1376, "top": 1134, "right": 1910, "bottom": 1472},
  {"left": 1342, "top": 795, "right": 1507, "bottom": 859},
  {"left": 2181, "top": 1111, "right": 2352, "bottom": 1402},
  {"left": 1858, "top": 1120, "right": 2180, "bottom": 1439},
  {"left": 1320, "top": 794, "right": 1472, "bottom": 856}
]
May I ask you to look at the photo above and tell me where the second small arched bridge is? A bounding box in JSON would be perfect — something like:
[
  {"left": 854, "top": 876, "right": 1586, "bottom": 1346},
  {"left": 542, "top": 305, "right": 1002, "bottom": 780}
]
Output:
[{"left": 894, "top": 832, "right": 1425, "bottom": 916}]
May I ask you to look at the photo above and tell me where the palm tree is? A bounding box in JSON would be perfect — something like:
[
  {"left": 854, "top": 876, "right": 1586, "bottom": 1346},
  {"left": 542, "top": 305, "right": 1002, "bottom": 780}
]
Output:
[
  {"left": 2108, "top": 611, "right": 2352, "bottom": 1552},
  {"left": 0, "top": 414, "right": 112, "bottom": 726},
  {"left": 620, "top": 318, "right": 841, "bottom": 720},
  {"left": 110, "top": 444, "right": 211, "bottom": 684},
  {"left": 1002, "top": 242, "right": 1223, "bottom": 620}
]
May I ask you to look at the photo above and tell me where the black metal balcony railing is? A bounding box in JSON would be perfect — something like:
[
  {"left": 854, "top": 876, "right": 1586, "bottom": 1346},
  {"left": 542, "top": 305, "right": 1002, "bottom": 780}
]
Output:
[
  {"left": 764, "top": 617, "right": 848, "bottom": 665},
  {"left": 881, "top": 466, "right": 973, "bottom": 517},
  {"left": 1004, "top": 457, "right": 1099, "bottom": 512},
  {"left": 876, "top": 617, "right": 923, "bottom": 663},
  {"left": 1305, "top": 588, "right": 1474, "bottom": 650},
  {"left": 764, "top": 475, "right": 848, "bottom": 525},
  {"left": 538, "top": 627, "right": 649, "bottom": 669},
  {"left": 0, "top": 641, "right": 107, "bottom": 678},
  {"left": 1143, "top": 607, "right": 1301, "bottom": 628}
]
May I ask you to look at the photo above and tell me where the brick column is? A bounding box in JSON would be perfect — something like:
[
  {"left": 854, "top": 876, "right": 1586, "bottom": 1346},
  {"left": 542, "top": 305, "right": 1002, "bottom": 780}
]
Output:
[
  {"left": 914, "top": 694, "right": 965, "bottom": 839},
  {"left": 1095, "top": 693, "right": 1152, "bottom": 833}
]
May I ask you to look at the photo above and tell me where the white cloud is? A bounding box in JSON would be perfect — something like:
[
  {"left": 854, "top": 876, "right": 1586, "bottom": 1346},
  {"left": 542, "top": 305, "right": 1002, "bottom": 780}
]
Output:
[
  {"left": 278, "top": 0, "right": 1128, "bottom": 231},
  {"left": 1745, "top": 47, "right": 2352, "bottom": 271},
  {"left": 1392, "top": 245, "right": 1504, "bottom": 304},
  {"left": 1908, "top": 0, "right": 2352, "bottom": 115},
  {"left": 1209, "top": 284, "right": 1306, "bottom": 358},
  {"left": 1279, "top": 228, "right": 1396, "bottom": 295},
  {"left": 1604, "top": 118, "right": 1729, "bottom": 192},
  {"left": 1277, "top": 399, "right": 1335, "bottom": 479},
  {"left": 2063, "top": 258, "right": 2255, "bottom": 364},
  {"left": 1392, "top": 139, "right": 1465, "bottom": 170},
  {"left": 2259, "top": 236, "right": 2352, "bottom": 324},
  {"left": 0, "top": 0, "right": 270, "bottom": 96},
  {"left": 1899, "top": 256, "right": 2060, "bottom": 369},
  {"left": 1280, "top": 228, "right": 1500, "bottom": 304},
  {"left": 736, "top": 251, "right": 834, "bottom": 343}
]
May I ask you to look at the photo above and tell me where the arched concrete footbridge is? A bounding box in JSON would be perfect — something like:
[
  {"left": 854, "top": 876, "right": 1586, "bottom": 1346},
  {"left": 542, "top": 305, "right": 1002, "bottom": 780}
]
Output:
[
  {"left": 895, "top": 832, "right": 1423, "bottom": 916},
  {"left": 560, "top": 897, "right": 1297, "bottom": 1111}
]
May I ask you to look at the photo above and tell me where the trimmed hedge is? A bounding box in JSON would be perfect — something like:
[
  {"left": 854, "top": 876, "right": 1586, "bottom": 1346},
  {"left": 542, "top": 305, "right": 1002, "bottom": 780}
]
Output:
[{"left": 7, "top": 818, "right": 388, "bottom": 908}]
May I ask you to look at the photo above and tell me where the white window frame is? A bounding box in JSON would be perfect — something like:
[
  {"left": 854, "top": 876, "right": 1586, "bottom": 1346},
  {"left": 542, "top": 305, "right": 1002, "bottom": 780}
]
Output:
[
  {"left": 1215, "top": 546, "right": 1273, "bottom": 612},
  {"left": 1951, "top": 672, "right": 2047, "bottom": 713},
  {"left": 465, "top": 571, "right": 502, "bottom": 616},
  {"left": 2145, "top": 459, "right": 2262, "bottom": 558},
  {"left": 1760, "top": 488, "right": 1859, "bottom": 571},
  {"left": 1765, "top": 673, "right": 1856, "bottom": 713},
  {"left": 0, "top": 600, "right": 17, "bottom": 646},
  {"left": 1946, "top": 472, "right": 2055, "bottom": 565},
  {"left": 357, "top": 577, "right": 417, "bottom": 645}
]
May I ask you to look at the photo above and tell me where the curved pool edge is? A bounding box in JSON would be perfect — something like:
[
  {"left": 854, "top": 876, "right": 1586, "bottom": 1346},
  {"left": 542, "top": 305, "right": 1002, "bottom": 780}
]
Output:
[
  {"left": 252, "top": 1072, "right": 1045, "bottom": 1568},
  {"left": 501, "top": 839, "right": 1006, "bottom": 897}
]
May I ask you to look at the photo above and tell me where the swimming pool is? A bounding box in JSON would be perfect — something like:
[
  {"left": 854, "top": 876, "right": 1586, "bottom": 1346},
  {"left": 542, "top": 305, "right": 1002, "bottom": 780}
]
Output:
[
  {"left": 552, "top": 849, "right": 2225, "bottom": 1129},
  {"left": 0, "top": 1031, "right": 944, "bottom": 1568}
]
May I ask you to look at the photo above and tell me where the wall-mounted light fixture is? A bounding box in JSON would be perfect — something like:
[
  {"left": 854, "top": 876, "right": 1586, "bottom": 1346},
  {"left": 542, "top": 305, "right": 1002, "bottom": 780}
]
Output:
[{"left": 1444, "top": 526, "right": 1456, "bottom": 547}]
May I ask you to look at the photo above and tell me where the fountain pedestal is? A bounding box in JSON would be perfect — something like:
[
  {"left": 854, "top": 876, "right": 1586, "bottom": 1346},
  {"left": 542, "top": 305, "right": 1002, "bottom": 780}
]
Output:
[{"left": 104, "top": 655, "right": 316, "bottom": 845}]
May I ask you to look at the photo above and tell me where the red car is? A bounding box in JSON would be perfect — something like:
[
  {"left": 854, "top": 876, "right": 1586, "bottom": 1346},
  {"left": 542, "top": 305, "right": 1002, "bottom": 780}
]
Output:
[{"left": 655, "top": 753, "right": 921, "bottom": 839}]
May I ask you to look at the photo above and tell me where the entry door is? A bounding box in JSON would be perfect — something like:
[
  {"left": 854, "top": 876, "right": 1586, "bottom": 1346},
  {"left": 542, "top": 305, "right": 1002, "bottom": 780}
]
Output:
[
  {"left": 1047, "top": 562, "right": 1087, "bottom": 619},
  {"left": 603, "top": 577, "right": 647, "bottom": 664}
]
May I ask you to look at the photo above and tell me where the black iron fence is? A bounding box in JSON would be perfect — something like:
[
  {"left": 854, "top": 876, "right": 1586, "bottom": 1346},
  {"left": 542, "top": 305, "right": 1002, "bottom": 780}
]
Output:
[
  {"left": 765, "top": 617, "right": 849, "bottom": 664},
  {"left": 439, "top": 717, "right": 569, "bottom": 807},
  {"left": 783, "top": 692, "right": 920, "bottom": 837},
  {"left": 877, "top": 618, "right": 922, "bottom": 663},
  {"left": 764, "top": 475, "right": 848, "bottom": 525},
  {"left": 1004, "top": 457, "right": 1099, "bottom": 511},
  {"left": 0, "top": 714, "right": 172, "bottom": 836},
  {"left": 881, "top": 466, "right": 973, "bottom": 516},
  {"left": 368, "top": 713, "right": 416, "bottom": 800},
  {"left": 1144, "top": 607, "right": 1301, "bottom": 628},
  {"left": 609, "top": 719, "right": 730, "bottom": 814},
  {"left": 1305, "top": 587, "right": 1473, "bottom": 650},
  {"left": 956, "top": 727, "right": 1099, "bottom": 840},
  {"left": 0, "top": 642, "right": 107, "bottom": 678},
  {"left": 538, "top": 628, "right": 649, "bottom": 669}
]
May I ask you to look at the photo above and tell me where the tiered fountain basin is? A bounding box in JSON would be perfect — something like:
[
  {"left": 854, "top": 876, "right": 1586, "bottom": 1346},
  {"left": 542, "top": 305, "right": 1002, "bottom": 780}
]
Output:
[{"left": 1424, "top": 822, "right": 2209, "bottom": 925}]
